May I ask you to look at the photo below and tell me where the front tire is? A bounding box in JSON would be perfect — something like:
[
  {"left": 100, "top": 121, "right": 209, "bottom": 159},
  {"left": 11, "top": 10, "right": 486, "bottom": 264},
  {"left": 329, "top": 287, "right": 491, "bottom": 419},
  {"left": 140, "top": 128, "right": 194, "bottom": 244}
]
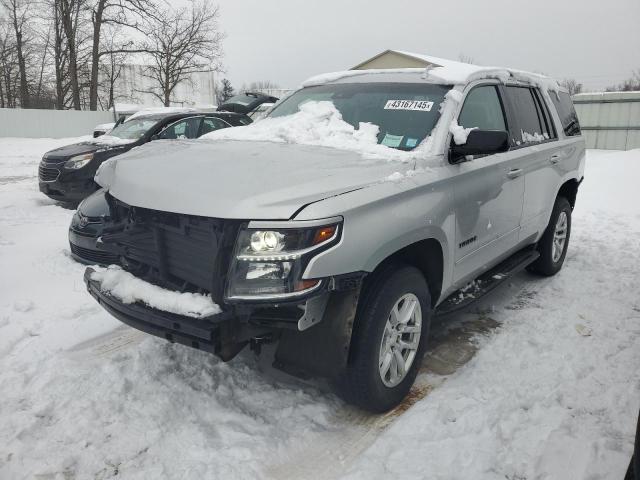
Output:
[
  {"left": 338, "top": 263, "right": 431, "bottom": 412},
  {"left": 528, "top": 196, "right": 572, "bottom": 276}
]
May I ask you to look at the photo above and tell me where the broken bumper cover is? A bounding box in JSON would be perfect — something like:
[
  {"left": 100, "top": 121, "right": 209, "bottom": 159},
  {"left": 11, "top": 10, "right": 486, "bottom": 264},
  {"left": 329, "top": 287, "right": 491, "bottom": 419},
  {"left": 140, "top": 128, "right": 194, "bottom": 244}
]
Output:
[{"left": 83, "top": 267, "right": 234, "bottom": 353}]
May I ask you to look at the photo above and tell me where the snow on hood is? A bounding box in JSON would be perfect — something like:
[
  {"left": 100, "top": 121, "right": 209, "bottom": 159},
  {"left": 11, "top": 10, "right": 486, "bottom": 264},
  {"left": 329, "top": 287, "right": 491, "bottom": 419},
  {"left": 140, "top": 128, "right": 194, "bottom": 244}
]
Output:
[
  {"left": 200, "top": 100, "right": 432, "bottom": 161},
  {"left": 95, "top": 139, "right": 422, "bottom": 219},
  {"left": 91, "top": 265, "right": 221, "bottom": 318},
  {"left": 90, "top": 135, "right": 136, "bottom": 147}
]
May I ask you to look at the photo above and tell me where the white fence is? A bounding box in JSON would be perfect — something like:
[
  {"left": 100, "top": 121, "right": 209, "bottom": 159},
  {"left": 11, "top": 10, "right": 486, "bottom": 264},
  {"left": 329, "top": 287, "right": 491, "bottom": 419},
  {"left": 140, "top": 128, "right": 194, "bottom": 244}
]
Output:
[
  {"left": 573, "top": 91, "right": 640, "bottom": 150},
  {"left": 0, "top": 108, "right": 113, "bottom": 138}
]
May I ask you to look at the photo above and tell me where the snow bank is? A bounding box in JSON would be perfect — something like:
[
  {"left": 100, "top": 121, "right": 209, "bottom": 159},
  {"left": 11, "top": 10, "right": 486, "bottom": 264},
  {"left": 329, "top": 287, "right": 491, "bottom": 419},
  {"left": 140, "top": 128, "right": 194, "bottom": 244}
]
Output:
[
  {"left": 1, "top": 139, "right": 638, "bottom": 480},
  {"left": 91, "top": 265, "right": 221, "bottom": 318},
  {"left": 201, "top": 100, "right": 427, "bottom": 161}
]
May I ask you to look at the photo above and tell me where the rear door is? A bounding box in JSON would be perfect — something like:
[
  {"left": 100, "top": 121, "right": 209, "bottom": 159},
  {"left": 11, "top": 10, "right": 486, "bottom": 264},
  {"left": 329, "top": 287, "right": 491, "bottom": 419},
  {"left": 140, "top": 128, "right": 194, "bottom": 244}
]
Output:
[
  {"left": 501, "top": 86, "right": 567, "bottom": 241},
  {"left": 156, "top": 116, "right": 204, "bottom": 140},
  {"left": 199, "top": 116, "right": 231, "bottom": 136},
  {"left": 452, "top": 84, "right": 526, "bottom": 283}
]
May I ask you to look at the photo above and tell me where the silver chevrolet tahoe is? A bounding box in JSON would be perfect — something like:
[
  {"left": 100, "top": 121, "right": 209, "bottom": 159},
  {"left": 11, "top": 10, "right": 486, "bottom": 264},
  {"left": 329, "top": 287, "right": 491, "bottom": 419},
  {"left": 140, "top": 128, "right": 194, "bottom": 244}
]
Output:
[{"left": 84, "top": 67, "right": 585, "bottom": 412}]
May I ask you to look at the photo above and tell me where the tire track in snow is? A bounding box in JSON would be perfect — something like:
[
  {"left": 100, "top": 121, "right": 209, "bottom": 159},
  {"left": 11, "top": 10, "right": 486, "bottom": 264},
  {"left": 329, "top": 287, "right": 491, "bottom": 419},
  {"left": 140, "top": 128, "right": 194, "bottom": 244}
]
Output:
[
  {"left": 265, "top": 311, "right": 506, "bottom": 480},
  {"left": 67, "top": 325, "right": 146, "bottom": 358}
]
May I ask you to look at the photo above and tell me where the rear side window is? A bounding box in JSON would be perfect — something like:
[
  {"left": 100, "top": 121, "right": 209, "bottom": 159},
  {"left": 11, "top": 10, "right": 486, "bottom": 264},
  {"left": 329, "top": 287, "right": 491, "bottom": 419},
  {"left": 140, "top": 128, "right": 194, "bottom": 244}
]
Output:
[
  {"left": 458, "top": 86, "right": 507, "bottom": 131},
  {"left": 201, "top": 117, "right": 229, "bottom": 135},
  {"left": 505, "top": 86, "right": 551, "bottom": 146},
  {"left": 549, "top": 91, "right": 581, "bottom": 136},
  {"left": 158, "top": 117, "right": 202, "bottom": 140}
]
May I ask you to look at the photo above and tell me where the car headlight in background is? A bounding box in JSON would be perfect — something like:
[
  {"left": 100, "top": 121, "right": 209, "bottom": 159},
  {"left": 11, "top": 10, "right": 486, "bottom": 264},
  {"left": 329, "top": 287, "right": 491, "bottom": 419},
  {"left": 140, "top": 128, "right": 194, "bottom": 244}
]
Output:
[
  {"left": 226, "top": 218, "right": 341, "bottom": 300},
  {"left": 64, "top": 153, "right": 94, "bottom": 170}
]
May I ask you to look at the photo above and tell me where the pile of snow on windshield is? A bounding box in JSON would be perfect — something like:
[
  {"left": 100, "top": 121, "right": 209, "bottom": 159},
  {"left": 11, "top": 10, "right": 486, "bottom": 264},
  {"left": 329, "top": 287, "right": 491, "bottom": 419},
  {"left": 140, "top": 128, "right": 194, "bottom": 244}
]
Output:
[{"left": 200, "top": 101, "right": 426, "bottom": 160}]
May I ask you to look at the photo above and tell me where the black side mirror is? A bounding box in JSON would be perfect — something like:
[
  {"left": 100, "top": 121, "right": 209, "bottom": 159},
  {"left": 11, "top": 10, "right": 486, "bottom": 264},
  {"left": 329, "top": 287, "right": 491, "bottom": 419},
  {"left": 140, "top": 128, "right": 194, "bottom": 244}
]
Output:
[{"left": 449, "top": 130, "right": 509, "bottom": 164}]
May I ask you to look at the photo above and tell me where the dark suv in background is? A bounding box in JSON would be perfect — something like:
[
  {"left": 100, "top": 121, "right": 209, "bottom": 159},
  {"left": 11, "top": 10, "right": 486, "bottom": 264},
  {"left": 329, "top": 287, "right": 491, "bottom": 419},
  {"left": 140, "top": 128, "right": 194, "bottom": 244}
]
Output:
[{"left": 39, "top": 93, "right": 277, "bottom": 204}]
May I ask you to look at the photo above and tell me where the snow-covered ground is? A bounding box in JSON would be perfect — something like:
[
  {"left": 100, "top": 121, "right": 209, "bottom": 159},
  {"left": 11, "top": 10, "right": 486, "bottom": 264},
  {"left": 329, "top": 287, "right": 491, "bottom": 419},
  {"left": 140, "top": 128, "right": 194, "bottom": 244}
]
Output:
[{"left": 0, "top": 138, "right": 638, "bottom": 479}]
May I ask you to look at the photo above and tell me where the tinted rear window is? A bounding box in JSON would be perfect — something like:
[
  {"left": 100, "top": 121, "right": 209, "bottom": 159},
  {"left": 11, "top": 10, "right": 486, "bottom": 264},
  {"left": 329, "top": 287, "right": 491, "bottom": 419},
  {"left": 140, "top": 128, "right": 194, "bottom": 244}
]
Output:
[
  {"left": 505, "top": 86, "right": 550, "bottom": 146},
  {"left": 549, "top": 91, "right": 581, "bottom": 136}
]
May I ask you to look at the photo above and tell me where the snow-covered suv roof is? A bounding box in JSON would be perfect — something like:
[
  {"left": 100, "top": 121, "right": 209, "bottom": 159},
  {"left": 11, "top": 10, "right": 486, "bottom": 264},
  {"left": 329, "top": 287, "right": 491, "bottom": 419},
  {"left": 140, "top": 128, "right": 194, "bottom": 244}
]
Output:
[{"left": 303, "top": 53, "right": 560, "bottom": 92}]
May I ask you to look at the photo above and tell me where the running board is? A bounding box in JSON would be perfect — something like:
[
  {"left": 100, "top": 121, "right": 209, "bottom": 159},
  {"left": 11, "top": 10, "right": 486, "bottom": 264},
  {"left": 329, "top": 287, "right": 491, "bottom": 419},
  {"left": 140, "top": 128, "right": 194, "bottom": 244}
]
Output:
[{"left": 434, "top": 248, "right": 540, "bottom": 318}]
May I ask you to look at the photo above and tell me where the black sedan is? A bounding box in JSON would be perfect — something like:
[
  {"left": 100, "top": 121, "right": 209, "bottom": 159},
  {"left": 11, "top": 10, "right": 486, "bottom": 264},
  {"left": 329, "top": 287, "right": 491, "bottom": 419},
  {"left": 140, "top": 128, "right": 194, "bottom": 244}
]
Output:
[
  {"left": 41, "top": 93, "right": 277, "bottom": 204},
  {"left": 39, "top": 111, "right": 246, "bottom": 204},
  {"left": 69, "top": 189, "right": 119, "bottom": 265}
]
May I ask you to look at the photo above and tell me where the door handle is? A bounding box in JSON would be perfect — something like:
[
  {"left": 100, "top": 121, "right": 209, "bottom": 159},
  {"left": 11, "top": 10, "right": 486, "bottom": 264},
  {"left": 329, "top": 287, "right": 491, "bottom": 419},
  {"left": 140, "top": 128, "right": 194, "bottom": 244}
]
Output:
[
  {"left": 507, "top": 168, "right": 523, "bottom": 179},
  {"left": 549, "top": 154, "right": 561, "bottom": 164}
]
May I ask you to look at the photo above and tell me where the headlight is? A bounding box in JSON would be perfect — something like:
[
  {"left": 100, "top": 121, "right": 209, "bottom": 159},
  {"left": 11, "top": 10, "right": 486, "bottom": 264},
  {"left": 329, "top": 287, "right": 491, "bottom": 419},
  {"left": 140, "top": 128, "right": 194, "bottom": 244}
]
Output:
[
  {"left": 226, "top": 218, "right": 341, "bottom": 300},
  {"left": 64, "top": 153, "right": 94, "bottom": 170}
]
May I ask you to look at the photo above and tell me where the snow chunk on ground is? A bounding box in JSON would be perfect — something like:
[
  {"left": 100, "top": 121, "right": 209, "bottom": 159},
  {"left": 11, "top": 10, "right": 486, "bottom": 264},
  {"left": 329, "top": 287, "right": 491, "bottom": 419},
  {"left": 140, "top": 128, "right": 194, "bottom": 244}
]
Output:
[
  {"left": 449, "top": 120, "right": 477, "bottom": 145},
  {"left": 91, "top": 266, "right": 221, "bottom": 318},
  {"left": 201, "top": 100, "right": 424, "bottom": 161}
]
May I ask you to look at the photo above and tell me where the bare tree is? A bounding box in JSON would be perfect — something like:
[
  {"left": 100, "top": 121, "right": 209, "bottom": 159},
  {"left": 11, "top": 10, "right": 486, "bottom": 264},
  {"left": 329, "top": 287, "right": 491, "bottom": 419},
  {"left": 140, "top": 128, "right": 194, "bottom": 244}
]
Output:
[
  {"left": 96, "top": 26, "right": 131, "bottom": 109},
  {"left": 458, "top": 53, "right": 475, "bottom": 64},
  {"left": 1, "top": 0, "right": 31, "bottom": 107},
  {"left": 87, "top": 0, "right": 156, "bottom": 110},
  {"left": 0, "top": 15, "right": 20, "bottom": 108},
  {"left": 57, "top": 0, "right": 87, "bottom": 109},
  {"left": 50, "top": 0, "right": 70, "bottom": 108},
  {"left": 216, "top": 77, "right": 233, "bottom": 104},
  {"left": 139, "top": 0, "right": 224, "bottom": 106},
  {"left": 606, "top": 70, "right": 640, "bottom": 92},
  {"left": 242, "top": 80, "right": 280, "bottom": 93},
  {"left": 560, "top": 78, "right": 583, "bottom": 96}
]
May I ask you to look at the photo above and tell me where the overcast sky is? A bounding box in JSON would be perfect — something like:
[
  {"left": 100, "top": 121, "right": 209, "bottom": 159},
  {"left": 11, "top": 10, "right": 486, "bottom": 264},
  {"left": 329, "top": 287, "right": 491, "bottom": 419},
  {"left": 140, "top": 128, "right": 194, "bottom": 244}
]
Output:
[{"left": 214, "top": 0, "right": 639, "bottom": 91}]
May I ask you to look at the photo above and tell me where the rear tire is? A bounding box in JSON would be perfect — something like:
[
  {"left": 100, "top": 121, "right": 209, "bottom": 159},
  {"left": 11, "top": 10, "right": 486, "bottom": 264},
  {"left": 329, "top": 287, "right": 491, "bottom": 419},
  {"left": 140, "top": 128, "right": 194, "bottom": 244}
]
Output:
[
  {"left": 528, "top": 196, "right": 572, "bottom": 276},
  {"left": 338, "top": 263, "right": 431, "bottom": 413}
]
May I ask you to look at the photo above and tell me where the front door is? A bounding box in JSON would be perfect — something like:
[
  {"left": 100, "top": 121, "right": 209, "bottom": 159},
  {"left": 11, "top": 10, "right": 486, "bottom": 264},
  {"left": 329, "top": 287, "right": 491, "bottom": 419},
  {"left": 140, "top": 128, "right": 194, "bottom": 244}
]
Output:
[{"left": 451, "top": 84, "right": 526, "bottom": 284}]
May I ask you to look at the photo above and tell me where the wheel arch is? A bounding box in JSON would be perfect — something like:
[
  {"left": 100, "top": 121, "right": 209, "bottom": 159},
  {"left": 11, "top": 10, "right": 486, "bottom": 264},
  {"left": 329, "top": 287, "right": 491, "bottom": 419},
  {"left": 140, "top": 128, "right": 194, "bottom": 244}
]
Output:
[
  {"left": 557, "top": 177, "right": 581, "bottom": 209},
  {"left": 366, "top": 237, "right": 445, "bottom": 308}
]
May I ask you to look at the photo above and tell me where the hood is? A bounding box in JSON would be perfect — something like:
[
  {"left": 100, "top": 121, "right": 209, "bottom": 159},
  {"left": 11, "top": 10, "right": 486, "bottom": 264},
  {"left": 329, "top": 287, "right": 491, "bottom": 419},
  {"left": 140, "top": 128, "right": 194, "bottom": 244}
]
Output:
[
  {"left": 43, "top": 138, "right": 133, "bottom": 162},
  {"left": 97, "top": 139, "right": 415, "bottom": 219},
  {"left": 217, "top": 92, "right": 279, "bottom": 115},
  {"left": 78, "top": 188, "right": 110, "bottom": 218},
  {"left": 43, "top": 142, "right": 102, "bottom": 162}
]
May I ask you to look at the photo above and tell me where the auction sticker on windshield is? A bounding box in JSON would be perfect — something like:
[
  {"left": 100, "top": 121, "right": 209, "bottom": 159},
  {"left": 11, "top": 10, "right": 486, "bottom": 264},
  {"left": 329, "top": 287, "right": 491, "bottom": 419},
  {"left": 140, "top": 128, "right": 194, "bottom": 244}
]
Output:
[{"left": 384, "top": 100, "right": 434, "bottom": 111}]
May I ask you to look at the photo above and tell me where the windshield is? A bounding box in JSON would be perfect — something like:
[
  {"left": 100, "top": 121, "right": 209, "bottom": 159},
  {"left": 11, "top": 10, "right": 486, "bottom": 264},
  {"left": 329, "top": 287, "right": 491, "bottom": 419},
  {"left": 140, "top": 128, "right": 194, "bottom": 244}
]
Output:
[
  {"left": 268, "top": 83, "right": 450, "bottom": 150},
  {"left": 107, "top": 118, "right": 159, "bottom": 140}
]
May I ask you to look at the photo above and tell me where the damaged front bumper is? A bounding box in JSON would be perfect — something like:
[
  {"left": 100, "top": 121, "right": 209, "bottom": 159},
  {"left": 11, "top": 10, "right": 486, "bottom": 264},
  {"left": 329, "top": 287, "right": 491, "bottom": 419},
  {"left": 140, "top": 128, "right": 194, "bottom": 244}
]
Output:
[
  {"left": 84, "top": 267, "right": 364, "bottom": 377},
  {"left": 84, "top": 267, "right": 237, "bottom": 354}
]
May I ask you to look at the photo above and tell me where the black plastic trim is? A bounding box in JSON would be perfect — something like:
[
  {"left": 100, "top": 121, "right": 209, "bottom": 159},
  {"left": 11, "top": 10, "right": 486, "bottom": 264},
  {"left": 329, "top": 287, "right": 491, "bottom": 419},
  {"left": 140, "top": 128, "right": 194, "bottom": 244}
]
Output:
[{"left": 84, "top": 267, "right": 235, "bottom": 351}]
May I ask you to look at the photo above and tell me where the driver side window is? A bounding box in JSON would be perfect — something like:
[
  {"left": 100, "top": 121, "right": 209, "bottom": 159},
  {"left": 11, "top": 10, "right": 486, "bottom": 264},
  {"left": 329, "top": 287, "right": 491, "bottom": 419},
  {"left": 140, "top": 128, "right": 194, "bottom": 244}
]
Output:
[
  {"left": 459, "top": 86, "right": 506, "bottom": 131},
  {"left": 157, "top": 117, "right": 202, "bottom": 140}
]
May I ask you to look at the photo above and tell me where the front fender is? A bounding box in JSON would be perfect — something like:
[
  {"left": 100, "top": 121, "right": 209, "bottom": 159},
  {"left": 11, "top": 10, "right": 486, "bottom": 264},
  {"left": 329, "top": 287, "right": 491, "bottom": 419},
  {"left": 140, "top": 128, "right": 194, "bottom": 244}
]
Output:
[{"left": 300, "top": 177, "right": 456, "bottom": 297}]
